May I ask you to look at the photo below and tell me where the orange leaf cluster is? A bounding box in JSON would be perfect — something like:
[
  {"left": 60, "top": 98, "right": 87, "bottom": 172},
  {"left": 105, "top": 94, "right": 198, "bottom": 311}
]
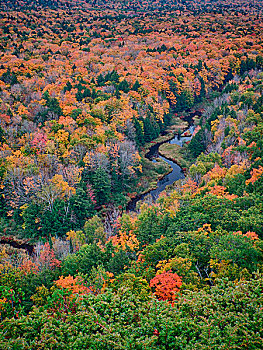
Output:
[
  {"left": 150, "top": 271, "right": 182, "bottom": 302},
  {"left": 245, "top": 166, "right": 263, "bottom": 185},
  {"left": 55, "top": 275, "right": 93, "bottom": 295}
]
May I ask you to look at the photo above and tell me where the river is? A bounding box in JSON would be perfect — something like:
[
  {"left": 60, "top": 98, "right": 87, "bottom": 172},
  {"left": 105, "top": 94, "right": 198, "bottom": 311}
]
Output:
[{"left": 127, "top": 115, "right": 197, "bottom": 211}]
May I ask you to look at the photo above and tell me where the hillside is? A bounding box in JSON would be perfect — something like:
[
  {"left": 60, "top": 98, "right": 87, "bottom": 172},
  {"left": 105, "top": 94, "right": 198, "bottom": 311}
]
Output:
[{"left": 0, "top": 0, "right": 263, "bottom": 348}]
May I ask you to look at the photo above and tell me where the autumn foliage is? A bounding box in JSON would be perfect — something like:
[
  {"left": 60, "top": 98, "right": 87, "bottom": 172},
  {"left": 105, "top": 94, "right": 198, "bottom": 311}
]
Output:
[
  {"left": 0, "top": 0, "right": 263, "bottom": 348},
  {"left": 150, "top": 271, "right": 182, "bottom": 302},
  {"left": 55, "top": 275, "right": 93, "bottom": 295}
]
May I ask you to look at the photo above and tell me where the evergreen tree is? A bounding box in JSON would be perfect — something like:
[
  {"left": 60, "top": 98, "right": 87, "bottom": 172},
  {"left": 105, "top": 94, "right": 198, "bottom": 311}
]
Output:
[
  {"left": 63, "top": 81, "right": 72, "bottom": 92},
  {"left": 152, "top": 118, "right": 160, "bottom": 139},
  {"left": 110, "top": 70, "right": 119, "bottom": 83},
  {"left": 143, "top": 117, "right": 155, "bottom": 142},
  {"left": 133, "top": 118, "right": 145, "bottom": 146},
  {"left": 199, "top": 77, "right": 206, "bottom": 99},
  {"left": 115, "top": 86, "right": 120, "bottom": 99},
  {"left": 188, "top": 128, "right": 207, "bottom": 158},
  {"left": 132, "top": 80, "right": 140, "bottom": 91},
  {"left": 97, "top": 74, "right": 104, "bottom": 86},
  {"left": 43, "top": 91, "right": 63, "bottom": 116},
  {"left": 92, "top": 167, "right": 111, "bottom": 206},
  {"left": 256, "top": 55, "right": 263, "bottom": 69},
  {"left": 0, "top": 68, "right": 18, "bottom": 85},
  {"left": 70, "top": 187, "right": 96, "bottom": 227},
  {"left": 118, "top": 79, "right": 130, "bottom": 93}
]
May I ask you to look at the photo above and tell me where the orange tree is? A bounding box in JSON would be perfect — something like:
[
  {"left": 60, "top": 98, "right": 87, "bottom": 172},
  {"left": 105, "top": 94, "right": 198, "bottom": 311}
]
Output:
[{"left": 150, "top": 271, "right": 182, "bottom": 302}]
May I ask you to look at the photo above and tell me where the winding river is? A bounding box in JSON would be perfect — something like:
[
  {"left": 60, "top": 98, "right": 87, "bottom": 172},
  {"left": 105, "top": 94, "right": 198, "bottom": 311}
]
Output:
[
  {"left": 1, "top": 113, "right": 198, "bottom": 254},
  {"left": 127, "top": 114, "right": 198, "bottom": 211}
]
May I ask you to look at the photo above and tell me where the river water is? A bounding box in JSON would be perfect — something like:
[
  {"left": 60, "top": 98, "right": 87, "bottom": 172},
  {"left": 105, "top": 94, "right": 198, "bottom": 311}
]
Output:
[{"left": 127, "top": 119, "right": 196, "bottom": 211}]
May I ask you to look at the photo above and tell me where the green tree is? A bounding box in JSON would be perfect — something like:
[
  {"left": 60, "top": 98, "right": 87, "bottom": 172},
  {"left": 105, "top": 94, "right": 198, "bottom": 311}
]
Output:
[
  {"left": 133, "top": 118, "right": 145, "bottom": 146},
  {"left": 62, "top": 243, "right": 105, "bottom": 276},
  {"left": 83, "top": 215, "right": 105, "bottom": 244},
  {"left": 118, "top": 79, "right": 130, "bottom": 93},
  {"left": 92, "top": 167, "right": 111, "bottom": 206}
]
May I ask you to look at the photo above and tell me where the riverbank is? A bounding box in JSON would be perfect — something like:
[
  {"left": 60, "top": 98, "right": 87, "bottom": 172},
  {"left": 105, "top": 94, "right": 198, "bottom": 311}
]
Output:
[
  {"left": 126, "top": 117, "right": 193, "bottom": 210},
  {"left": 158, "top": 143, "right": 190, "bottom": 171},
  {"left": 127, "top": 118, "right": 188, "bottom": 199},
  {"left": 142, "top": 117, "right": 189, "bottom": 152}
]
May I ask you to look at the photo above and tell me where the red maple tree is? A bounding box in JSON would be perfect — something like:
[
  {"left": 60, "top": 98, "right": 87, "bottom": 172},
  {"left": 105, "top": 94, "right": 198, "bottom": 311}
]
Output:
[{"left": 150, "top": 271, "right": 182, "bottom": 302}]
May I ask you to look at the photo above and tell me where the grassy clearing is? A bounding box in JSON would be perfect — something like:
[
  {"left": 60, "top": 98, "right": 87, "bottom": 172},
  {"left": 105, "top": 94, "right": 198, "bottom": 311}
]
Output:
[
  {"left": 159, "top": 143, "right": 190, "bottom": 169},
  {"left": 135, "top": 156, "right": 171, "bottom": 195},
  {"left": 168, "top": 117, "right": 188, "bottom": 134}
]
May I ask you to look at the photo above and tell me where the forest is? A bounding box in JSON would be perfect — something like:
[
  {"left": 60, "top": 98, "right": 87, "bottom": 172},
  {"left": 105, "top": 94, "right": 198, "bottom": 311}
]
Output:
[{"left": 0, "top": 0, "right": 263, "bottom": 348}]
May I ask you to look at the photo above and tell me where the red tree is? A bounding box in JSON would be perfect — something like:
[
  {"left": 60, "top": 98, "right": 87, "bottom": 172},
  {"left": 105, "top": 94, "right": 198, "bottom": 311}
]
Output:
[{"left": 150, "top": 271, "right": 182, "bottom": 302}]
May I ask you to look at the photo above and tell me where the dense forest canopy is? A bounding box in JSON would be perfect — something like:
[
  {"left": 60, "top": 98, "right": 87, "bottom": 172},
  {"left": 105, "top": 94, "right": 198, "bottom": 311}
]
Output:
[{"left": 0, "top": 0, "right": 263, "bottom": 348}]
